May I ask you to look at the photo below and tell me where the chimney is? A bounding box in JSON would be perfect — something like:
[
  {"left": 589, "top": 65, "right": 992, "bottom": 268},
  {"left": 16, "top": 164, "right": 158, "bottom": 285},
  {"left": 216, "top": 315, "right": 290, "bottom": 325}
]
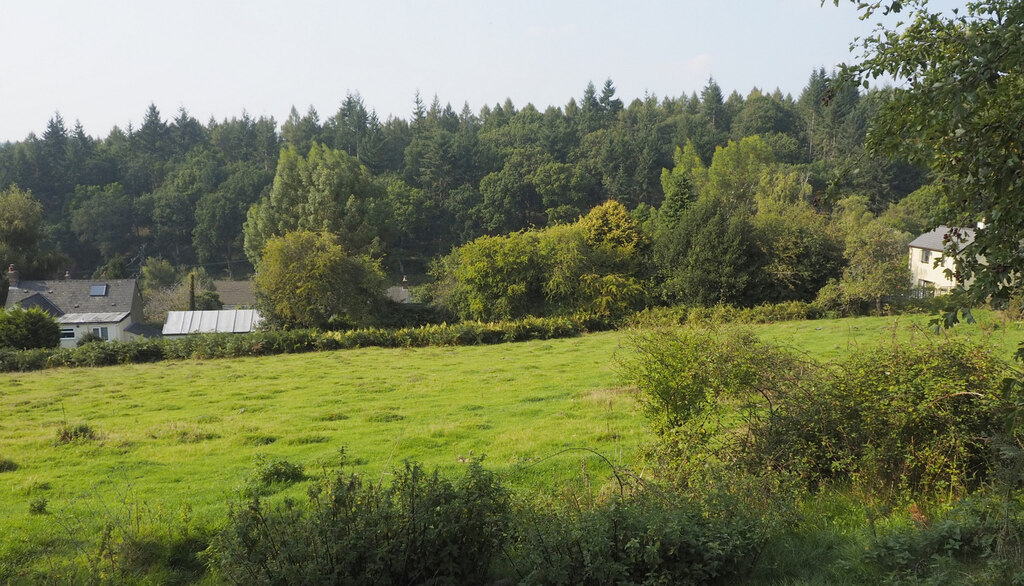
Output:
[{"left": 7, "top": 264, "right": 18, "bottom": 288}]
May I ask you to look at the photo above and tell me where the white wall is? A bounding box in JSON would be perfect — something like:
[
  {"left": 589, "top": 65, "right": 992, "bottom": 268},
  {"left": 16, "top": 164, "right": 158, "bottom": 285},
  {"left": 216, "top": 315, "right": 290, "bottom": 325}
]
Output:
[
  {"left": 908, "top": 246, "right": 956, "bottom": 291},
  {"left": 58, "top": 320, "right": 133, "bottom": 348}
]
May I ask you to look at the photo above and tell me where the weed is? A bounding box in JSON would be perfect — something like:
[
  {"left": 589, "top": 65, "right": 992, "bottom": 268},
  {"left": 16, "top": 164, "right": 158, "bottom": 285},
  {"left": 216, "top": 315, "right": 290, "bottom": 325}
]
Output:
[
  {"left": 56, "top": 422, "right": 97, "bottom": 444},
  {"left": 288, "top": 435, "right": 329, "bottom": 445},
  {"left": 317, "top": 411, "right": 349, "bottom": 421},
  {"left": 175, "top": 430, "right": 219, "bottom": 444},
  {"left": 28, "top": 497, "right": 47, "bottom": 515},
  {"left": 242, "top": 433, "right": 277, "bottom": 446},
  {"left": 242, "top": 455, "right": 306, "bottom": 497},
  {"left": 0, "top": 457, "right": 17, "bottom": 473},
  {"left": 366, "top": 412, "right": 405, "bottom": 423}
]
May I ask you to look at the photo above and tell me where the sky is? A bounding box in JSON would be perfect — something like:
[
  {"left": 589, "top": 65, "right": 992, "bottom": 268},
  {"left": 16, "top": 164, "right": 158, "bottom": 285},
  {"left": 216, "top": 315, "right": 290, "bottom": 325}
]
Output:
[{"left": 0, "top": 0, "right": 965, "bottom": 143}]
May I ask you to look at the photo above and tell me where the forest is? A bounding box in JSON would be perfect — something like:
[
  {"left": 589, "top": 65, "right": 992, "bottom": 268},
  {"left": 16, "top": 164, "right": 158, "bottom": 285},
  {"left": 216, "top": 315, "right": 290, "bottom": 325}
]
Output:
[{"left": 0, "top": 69, "right": 932, "bottom": 326}]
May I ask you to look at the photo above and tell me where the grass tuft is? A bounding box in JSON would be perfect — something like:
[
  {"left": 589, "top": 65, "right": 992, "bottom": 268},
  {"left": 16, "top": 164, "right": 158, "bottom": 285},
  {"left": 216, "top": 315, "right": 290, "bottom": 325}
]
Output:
[
  {"left": 0, "top": 457, "right": 18, "bottom": 473},
  {"left": 56, "top": 422, "right": 96, "bottom": 444}
]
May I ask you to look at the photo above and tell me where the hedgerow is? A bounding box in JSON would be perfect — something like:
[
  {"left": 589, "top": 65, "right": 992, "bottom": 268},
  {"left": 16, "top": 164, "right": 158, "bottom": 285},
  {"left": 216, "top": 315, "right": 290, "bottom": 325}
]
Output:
[{"left": 0, "top": 314, "right": 606, "bottom": 373}]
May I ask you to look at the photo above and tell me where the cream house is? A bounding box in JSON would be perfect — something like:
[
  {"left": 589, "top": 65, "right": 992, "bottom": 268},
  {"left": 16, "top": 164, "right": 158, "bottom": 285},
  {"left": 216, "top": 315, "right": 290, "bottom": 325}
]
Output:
[
  {"left": 907, "top": 226, "right": 975, "bottom": 293},
  {"left": 5, "top": 265, "right": 158, "bottom": 347}
]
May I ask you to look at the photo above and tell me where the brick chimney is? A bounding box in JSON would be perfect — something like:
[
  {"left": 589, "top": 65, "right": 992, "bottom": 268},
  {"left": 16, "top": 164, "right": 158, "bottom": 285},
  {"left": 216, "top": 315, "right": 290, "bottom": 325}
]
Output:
[{"left": 7, "top": 264, "right": 18, "bottom": 288}]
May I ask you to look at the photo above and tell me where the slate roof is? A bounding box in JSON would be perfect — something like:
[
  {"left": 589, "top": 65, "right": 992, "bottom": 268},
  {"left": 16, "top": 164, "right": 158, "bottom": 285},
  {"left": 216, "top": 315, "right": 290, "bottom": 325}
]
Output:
[
  {"left": 908, "top": 226, "right": 976, "bottom": 253},
  {"left": 5, "top": 279, "right": 139, "bottom": 315},
  {"left": 212, "top": 280, "right": 256, "bottom": 307},
  {"left": 162, "top": 309, "right": 263, "bottom": 335},
  {"left": 125, "top": 322, "right": 162, "bottom": 337}
]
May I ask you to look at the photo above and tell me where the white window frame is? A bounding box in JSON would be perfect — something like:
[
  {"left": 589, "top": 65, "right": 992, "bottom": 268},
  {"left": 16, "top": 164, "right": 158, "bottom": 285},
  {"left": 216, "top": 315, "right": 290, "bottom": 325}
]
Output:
[
  {"left": 92, "top": 326, "right": 109, "bottom": 340},
  {"left": 60, "top": 328, "right": 75, "bottom": 340},
  {"left": 920, "top": 249, "right": 931, "bottom": 263}
]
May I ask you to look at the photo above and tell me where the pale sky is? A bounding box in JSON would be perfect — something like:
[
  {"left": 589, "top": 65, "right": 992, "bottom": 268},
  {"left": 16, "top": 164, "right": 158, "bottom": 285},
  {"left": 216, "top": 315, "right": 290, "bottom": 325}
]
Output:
[{"left": 0, "top": 0, "right": 964, "bottom": 143}]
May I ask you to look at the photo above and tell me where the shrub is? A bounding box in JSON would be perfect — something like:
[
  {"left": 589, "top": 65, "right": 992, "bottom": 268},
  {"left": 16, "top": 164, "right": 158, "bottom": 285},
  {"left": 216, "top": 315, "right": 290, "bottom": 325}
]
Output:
[
  {"left": 242, "top": 455, "right": 306, "bottom": 497},
  {"left": 211, "top": 458, "right": 511, "bottom": 585},
  {"left": 620, "top": 325, "right": 803, "bottom": 436},
  {"left": 513, "top": 491, "right": 758, "bottom": 585},
  {"left": 29, "top": 496, "right": 48, "bottom": 515},
  {"left": 75, "top": 331, "right": 103, "bottom": 347},
  {"left": 748, "top": 338, "right": 1009, "bottom": 500},
  {"left": 623, "top": 327, "right": 1011, "bottom": 501},
  {"left": 862, "top": 496, "right": 1024, "bottom": 584},
  {"left": 68, "top": 340, "right": 120, "bottom": 367},
  {"left": 0, "top": 306, "right": 60, "bottom": 349}
]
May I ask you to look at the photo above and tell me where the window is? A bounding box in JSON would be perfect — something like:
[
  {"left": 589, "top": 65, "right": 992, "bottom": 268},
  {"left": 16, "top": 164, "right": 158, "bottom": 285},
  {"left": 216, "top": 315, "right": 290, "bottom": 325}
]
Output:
[
  {"left": 89, "top": 284, "right": 108, "bottom": 296},
  {"left": 60, "top": 328, "right": 75, "bottom": 340},
  {"left": 920, "top": 249, "right": 931, "bottom": 263},
  {"left": 92, "top": 326, "right": 108, "bottom": 340}
]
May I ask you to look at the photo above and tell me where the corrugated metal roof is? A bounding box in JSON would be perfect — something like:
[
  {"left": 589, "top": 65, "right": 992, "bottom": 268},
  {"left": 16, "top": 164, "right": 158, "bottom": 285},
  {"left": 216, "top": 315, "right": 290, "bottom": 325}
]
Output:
[
  {"left": 908, "top": 226, "right": 975, "bottom": 252},
  {"left": 56, "top": 312, "right": 130, "bottom": 325},
  {"left": 162, "top": 309, "right": 262, "bottom": 336}
]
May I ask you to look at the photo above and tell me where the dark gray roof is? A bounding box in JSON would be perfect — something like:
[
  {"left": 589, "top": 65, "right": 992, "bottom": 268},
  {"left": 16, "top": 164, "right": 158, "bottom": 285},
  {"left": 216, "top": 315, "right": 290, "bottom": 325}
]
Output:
[
  {"left": 212, "top": 280, "right": 256, "bottom": 307},
  {"left": 5, "top": 279, "right": 138, "bottom": 315},
  {"left": 908, "top": 226, "right": 975, "bottom": 252},
  {"left": 125, "top": 322, "right": 162, "bottom": 338}
]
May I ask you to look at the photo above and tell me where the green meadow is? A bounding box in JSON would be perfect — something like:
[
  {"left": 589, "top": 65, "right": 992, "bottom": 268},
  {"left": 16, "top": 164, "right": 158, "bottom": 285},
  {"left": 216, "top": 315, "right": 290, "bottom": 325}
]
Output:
[{"left": 1, "top": 311, "right": 1022, "bottom": 580}]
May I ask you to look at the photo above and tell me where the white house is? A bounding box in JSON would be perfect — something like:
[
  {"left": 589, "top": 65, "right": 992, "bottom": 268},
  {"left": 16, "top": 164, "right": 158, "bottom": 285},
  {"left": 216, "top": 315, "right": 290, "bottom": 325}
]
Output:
[
  {"left": 5, "top": 265, "right": 158, "bottom": 347},
  {"left": 907, "top": 226, "right": 975, "bottom": 293}
]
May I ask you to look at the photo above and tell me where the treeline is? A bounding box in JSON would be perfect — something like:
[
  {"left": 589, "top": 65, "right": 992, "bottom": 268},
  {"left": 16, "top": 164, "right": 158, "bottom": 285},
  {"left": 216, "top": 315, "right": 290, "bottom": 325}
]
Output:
[{"left": 0, "top": 69, "right": 925, "bottom": 282}]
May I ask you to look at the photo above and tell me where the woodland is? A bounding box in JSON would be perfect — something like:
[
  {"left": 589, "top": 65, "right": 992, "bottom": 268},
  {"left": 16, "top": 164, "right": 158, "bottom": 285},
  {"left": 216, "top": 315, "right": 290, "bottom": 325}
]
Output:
[{"left": 0, "top": 69, "right": 935, "bottom": 326}]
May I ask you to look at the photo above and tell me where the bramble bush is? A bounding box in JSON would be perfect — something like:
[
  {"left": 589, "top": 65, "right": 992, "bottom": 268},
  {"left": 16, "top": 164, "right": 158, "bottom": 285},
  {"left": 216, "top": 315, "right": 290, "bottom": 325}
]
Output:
[
  {"left": 511, "top": 491, "right": 759, "bottom": 585},
  {"left": 210, "top": 458, "right": 511, "bottom": 585},
  {"left": 750, "top": 338, "right": 1010, "bottom": 499},
  {"left": 623, "top": 326, "right": 1014, "bottom": 502},
  {"left": 210, "top": 455, "right": 762, "bottom": 585}
]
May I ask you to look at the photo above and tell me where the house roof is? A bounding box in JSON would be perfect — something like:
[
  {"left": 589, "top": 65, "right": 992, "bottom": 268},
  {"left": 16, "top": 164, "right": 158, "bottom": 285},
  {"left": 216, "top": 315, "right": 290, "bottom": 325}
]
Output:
[
  {"left": 212, "top": 280, "right": 256, "bottom": 307},
  {"left": 162, "top": 309, "right": 263, "bottom": 335},
  {"left": 5, "top": 279, "right": 138, "bottom": 315},
  {"left": 125, "top": 322, "right": 162, "bottom": 338},
  {"left": 56, "top": 312, "right": 130, "bottom": 325},
  {"left": 909, "top": 226, "right": 976, "bottom": 252}
]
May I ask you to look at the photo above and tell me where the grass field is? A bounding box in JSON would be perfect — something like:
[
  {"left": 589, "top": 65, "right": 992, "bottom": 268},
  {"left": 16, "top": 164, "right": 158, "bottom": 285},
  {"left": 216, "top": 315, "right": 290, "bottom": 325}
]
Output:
[{"left": 1, "top": 310, "right": 1022, "bottom": 580}]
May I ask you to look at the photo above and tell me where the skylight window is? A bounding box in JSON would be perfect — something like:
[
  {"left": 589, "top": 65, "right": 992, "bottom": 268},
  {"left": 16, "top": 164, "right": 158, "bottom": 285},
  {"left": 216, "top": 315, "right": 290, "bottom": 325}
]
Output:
[{"left": 89, "top": 284, "right": 109, "bottom": 297}]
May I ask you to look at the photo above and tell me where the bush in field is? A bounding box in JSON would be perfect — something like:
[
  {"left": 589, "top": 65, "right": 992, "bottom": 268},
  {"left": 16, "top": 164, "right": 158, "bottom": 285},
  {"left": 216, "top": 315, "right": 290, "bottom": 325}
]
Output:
[
  {"left": 211, "top": 459, "right": 510, "bottom": 585},
  {"left": 621, "top": 326, "right": 804, "bottom": 437},
  {"left": 242, "top": 456, "right": 306, "bottom": 497},
  {"left": 623, "top": 326, "right": 1013, "bottom": 501},
  {"left": 0, "top": 306, "right": 59, "bottom": 349},
  {"left": 750, "top": 338, "right": 1009, "bottom": 499},
  {"left": 513, "top": 492, "right": 758, "bottom": 585}
]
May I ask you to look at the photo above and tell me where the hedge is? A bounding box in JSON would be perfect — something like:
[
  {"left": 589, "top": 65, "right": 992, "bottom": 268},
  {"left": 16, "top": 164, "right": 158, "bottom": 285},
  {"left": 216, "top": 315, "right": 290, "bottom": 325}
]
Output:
[{"left": 0, "top": 314, "right": 613, "bottom": 373}]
